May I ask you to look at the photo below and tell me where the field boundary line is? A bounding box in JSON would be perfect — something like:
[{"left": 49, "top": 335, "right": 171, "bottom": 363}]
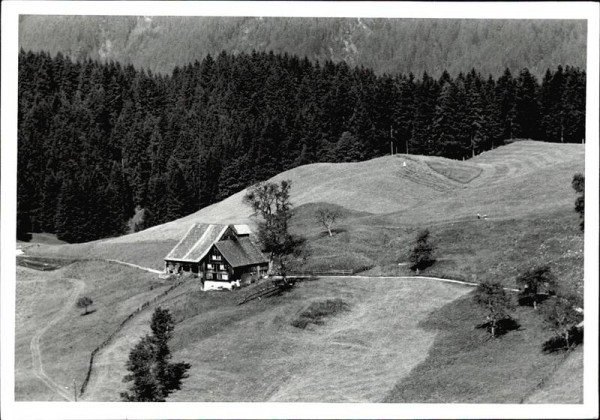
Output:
[
  {"left": 79, "top": 277, "right": 187, "bottom": 398},
  {"left": 30, "top": 277, "right": 85, "bottom": 402}
]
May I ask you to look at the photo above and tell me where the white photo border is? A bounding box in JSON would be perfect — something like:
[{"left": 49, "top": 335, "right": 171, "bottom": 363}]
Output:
[{"left": 2, "top": 2, "right": 598, "bottom": 419}]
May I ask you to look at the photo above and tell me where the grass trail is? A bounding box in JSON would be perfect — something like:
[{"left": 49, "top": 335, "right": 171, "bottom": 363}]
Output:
[{"left": 26, "top": 277, "right": 85, "bottom": 401}]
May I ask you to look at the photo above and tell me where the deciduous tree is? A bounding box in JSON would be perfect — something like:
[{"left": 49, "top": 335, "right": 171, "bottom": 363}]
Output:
[
  {"left": 542, "top": 294, "right": 583, "bottom": 350},
  {"left": 315, "top": 208, "right": 341, "bottom": 237},
  {"left": 76, "top": 296, "right": 93, "bottom": 315},
  {"left": 243, "top": 180, "right": 306, "bottom": 279},
  {"left": 474, "top": 281, "right": 515, "bottom": 337},
  {"left": 516, "top": 265, "right": 556, "bottom": 309}
]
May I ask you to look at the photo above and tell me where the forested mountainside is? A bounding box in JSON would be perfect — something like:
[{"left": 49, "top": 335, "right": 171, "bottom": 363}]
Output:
[
  {"left": 19, "top": 16, "right": 586, "bottom": 79},
  {"left": 17, "top": 50, "right": 586, "bottom": 243}
]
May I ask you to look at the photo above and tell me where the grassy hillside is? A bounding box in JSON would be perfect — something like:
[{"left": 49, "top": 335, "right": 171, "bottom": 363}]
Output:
[
  {"left": 17, "top": 140, "right": 585, "bottom": 402},
  {"left": 27, "top": 141, "right": 585, "bottom": 278},
  {"left": 384, "top": 293, "right": 572, "bottom": 403},
  {"left": 81, "top": 276, "right": 471, "bottom": 402},
  {"left": 19, "top": 16, "right": 586, "bottom": 78},
  {"left": 15, "top": 263, "right": 171, "bottom": 401}
]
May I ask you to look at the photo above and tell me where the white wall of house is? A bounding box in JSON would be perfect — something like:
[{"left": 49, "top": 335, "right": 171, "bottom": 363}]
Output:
[{"left": 203, "top": 280, "right": 241, "bottom": 291}]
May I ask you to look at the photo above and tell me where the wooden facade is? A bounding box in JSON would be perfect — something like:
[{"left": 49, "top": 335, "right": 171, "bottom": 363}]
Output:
[{"left": 164, "top": 224, "right": 268, "bottom": 290}]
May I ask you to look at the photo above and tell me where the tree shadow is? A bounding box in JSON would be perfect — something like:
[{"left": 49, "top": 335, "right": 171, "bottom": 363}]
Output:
[
  {"left": 411, "top": 259, "right": 437, "bottom": 272},
  {"left": 542, "top": 327, "right": 583, "bottom": 353},
  {"left": 80, "top": 309, "right": 97, "bottom": 316},
  {"left": 517, "top": 293, "right": 552, "bottom": 307},
  {"left": 318, "top": 228, "right": 346, "bottom": 238},
  {"left": 476, "top": 317, "right": 521, "bottom": 337}
]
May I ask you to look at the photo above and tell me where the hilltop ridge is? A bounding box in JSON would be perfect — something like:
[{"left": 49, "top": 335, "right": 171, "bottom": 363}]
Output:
[{"left": 19, "top": 16, "right": 586, "bottom": 78}]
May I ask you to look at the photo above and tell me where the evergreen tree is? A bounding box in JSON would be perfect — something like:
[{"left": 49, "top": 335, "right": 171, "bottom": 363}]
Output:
[
  {"left": 495, "top": 68, "right": 518, "bottom": 140},
  {"left": 16, "top": 49, "right": 587, "bottom": 243},
  {"left": 515, "top": 68, "right": 540, "bottom": 139},
  {"left": 121, "top": 307, "right": 190, "bottom": 402}
]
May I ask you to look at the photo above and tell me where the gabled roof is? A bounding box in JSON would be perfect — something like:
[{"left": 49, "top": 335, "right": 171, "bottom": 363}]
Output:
[
  {"left": 165, "top": 223, "right": 228, "bottom": 263},
  {"left": 215, "top": 237, "right": 268, "bottom": 268}
]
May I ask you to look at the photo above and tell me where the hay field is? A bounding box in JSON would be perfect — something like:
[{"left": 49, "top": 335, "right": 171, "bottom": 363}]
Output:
[
  {"left": 15, "top": 262, "right": 170, "bottom": 401},
  {"left": 161, "top": 277, "right": 471, "bottom": 402},
  {"left": 16, "top": 140, "right": 585, "bottom": 402}
]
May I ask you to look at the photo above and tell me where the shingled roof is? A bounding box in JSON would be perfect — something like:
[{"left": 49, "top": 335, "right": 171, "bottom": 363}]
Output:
[
  {"left": 215, "top": 237, "right": 268, "bottom": 268},
  {"left": 165, "top": 223, "right": 228, "bottom": 263}
]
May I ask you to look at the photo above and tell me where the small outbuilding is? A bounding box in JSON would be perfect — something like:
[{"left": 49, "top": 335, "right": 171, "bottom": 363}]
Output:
[{"left": 164, "top": 223, "right": 269, "bottom": 291}]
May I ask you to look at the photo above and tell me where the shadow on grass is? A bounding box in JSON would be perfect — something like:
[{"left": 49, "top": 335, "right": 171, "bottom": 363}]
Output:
[
  {"left": 475, "top": 317, "right": 521, "bottom": 337},
  {"left": 317, "top": 228, "right": 348, "bottom": 238},
  {"left": 542, "top": 327, "right": 583, "bottom": 353},
  {"left": 517, "top": 294, "right": 552, "bottom": 308},
  {"left": 383, "top": 292, "right": 573, "bottom": 403},
  {"left": 410, "top": 259, "right": 437, "bottom": 272},
  {"left": 81, "top": 309, "right": 97, "bottom": 316}
]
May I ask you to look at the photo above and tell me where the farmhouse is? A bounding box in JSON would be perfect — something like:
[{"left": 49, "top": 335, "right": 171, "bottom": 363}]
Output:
[{"left": 164, "top": 223, "right": 269, "bottom": 290}]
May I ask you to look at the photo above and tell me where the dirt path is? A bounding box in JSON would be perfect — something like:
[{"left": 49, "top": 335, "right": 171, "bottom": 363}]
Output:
[
  {"left": 279, "top": 274, "right": 520, "bottom": 292},
  {"left": 105, "top": 259, "right": 162, "bottom": 274},
  {"left": 29, "top": 277, "right": 85, "bottom": 402}
]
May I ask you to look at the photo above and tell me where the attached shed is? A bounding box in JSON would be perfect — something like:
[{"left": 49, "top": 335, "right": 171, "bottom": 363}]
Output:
[{"left": 164, "top": 223, "right": 268, "bottom": 290}]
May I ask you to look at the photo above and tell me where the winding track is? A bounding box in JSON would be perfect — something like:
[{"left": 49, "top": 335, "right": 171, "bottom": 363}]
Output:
[{"left": 29, "top": 277, "right": 85, "bottom": 402}]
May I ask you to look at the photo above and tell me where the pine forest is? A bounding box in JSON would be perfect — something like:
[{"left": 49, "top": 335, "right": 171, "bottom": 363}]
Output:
[{"left": 17, "top": 49, "right": 586, "bottom": 242}]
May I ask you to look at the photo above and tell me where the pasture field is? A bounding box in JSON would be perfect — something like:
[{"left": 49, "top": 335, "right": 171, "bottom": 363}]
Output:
[
  {"left": 384, "top": 293, "right": 572, "bottom": 403},
  {"left": 163, "top": 277, "right": 471, "bottom": 402},
  {"left": 16, "top": 140, "right": 585, "bottom": 403},
  {"left": 15, "top": 262, "right": 171, "bottom": 401},
  {"left": 15, "top": 268, "right": 75, "bottom": 401},
  {"left": 26, "top": 141, "right": 584, "bottom": 273}
]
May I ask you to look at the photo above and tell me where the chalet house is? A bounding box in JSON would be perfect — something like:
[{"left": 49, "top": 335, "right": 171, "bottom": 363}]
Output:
[{"left": 164, "top": 223, "right": 269, "bottom": 291}]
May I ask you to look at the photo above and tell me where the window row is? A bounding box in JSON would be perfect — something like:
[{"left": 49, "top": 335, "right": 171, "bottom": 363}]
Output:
[
  {"left": 206, "top": 272, "right": 229, "bottom": 280},
  {"left": 207, "top": 263, "right": 226, "bottom": 270}
]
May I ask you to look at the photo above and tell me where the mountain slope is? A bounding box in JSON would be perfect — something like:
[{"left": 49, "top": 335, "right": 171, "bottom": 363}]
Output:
[{"left": 19, "top": 16, "right": 586, "bottom": 78}]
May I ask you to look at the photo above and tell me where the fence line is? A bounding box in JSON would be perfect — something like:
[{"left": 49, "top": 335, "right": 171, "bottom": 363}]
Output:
[
  {"left": 288, "top": 264, "right": 374, "bottom": 277},
  {"left": 79, "top": 278, "right": 186, "bottom": 396}
]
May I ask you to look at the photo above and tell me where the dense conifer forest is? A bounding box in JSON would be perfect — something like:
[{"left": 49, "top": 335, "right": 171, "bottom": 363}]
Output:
[{"left": 17, "top": 49, "right": 586, "bottom": 242}]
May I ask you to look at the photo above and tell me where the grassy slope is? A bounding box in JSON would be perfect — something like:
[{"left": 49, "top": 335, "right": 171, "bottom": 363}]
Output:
[
  {"left": 15, "top": 269, "right": 74, "bottom": 401},
  {"left": 160, "top": 277, "right": 471, "bottom": 402},
  {"left": 27, "top": 141, "right": 584, "bottom": 271},
  {"left": 524, "top": 346, "right": 584, "bottom": 403},
  {"left": 17, "top": 141, "right": 585, "bottom": 402},
  {"left": 384, "top": 293, "right": 570, "bottom": 403},
  {"left": 15, "top": 262, "right": 170, "bottom": 401}
]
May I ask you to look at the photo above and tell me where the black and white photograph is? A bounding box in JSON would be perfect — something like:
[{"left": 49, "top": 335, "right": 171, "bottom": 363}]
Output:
[{"left": 1, "top": 1, "right": 598, "bottom": 419}]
